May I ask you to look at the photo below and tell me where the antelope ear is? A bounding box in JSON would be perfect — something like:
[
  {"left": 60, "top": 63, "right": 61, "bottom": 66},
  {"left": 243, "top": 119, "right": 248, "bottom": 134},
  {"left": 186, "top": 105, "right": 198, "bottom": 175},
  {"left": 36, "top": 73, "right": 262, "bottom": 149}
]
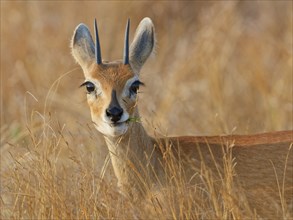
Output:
[
  {"left": 71, "top": 24, "right": 95, "bottom": 74},
  {"left": 130, "top": 17, "right": 155, "bottom": 74}
]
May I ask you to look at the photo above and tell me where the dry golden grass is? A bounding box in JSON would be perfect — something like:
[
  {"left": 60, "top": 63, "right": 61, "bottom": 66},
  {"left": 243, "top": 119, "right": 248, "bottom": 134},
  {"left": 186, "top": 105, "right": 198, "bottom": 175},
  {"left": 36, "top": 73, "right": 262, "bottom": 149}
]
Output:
[{"left": 1, "top": 1, "right": 292, "bottom": 219}]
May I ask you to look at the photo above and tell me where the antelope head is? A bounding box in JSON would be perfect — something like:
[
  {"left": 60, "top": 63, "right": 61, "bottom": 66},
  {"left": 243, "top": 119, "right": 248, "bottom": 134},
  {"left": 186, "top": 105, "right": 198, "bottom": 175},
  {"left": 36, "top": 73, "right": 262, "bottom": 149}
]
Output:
[{"left": 71, "top": 18, "right": 155, "bottom": 137}]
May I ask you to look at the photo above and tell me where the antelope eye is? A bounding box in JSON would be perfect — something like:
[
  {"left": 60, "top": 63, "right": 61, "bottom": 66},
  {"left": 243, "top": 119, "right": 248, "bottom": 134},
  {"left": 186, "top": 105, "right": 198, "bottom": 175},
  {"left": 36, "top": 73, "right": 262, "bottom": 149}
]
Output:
[
  {"left": 80, "top": 81, "right": 96, "bottom": 93},
  {"left": 129, "top": 80, "right": 144, "bottom": 95}
]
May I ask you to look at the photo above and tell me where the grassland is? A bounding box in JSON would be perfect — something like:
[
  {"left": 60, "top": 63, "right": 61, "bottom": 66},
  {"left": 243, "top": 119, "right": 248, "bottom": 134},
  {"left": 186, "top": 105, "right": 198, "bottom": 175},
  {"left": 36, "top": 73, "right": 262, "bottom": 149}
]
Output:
[{"left": 1, "top": 1, "right": 292, "bottom": 219}]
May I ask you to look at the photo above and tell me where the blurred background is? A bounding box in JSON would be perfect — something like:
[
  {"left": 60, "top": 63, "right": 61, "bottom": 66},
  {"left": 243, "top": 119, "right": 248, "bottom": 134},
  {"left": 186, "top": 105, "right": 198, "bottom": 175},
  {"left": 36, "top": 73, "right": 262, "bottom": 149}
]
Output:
[
  {"left": 1, "top": 1, "right": 292, "bottom": 165},
  {"left": 1, "top": 2, "right": 292, "bottom": 217}
]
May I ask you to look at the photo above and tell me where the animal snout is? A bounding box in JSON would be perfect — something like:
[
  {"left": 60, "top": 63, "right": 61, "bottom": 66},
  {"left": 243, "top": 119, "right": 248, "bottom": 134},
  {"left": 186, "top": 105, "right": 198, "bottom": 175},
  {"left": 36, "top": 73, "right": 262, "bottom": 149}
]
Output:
[{"left": 106, "top": 107, "right": 123, "bottom": 123}]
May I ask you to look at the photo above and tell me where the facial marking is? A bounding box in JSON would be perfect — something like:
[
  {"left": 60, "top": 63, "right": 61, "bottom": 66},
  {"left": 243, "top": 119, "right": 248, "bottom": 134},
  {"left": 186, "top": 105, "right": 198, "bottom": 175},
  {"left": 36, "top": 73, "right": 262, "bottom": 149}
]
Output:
[
  {"left": 84, "top": 62, "right": 140, "bottom": 137},
  {"left": 89, "top": 63, "right": 134, "bottom": 88}
]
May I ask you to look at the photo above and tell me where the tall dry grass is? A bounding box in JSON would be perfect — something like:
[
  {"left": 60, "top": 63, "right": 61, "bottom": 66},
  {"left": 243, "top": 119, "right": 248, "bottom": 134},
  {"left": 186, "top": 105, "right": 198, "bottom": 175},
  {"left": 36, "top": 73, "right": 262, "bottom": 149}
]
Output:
[{"left": 1, "top": 1, "right": 292, "bottom": 219}]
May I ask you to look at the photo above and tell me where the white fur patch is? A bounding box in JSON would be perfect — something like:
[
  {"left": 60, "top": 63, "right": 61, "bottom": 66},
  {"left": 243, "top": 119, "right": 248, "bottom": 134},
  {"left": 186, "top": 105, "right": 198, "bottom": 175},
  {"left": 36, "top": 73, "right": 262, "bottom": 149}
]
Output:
[{"left": 93, "top": 120, "right": 129, "bottom": 137}]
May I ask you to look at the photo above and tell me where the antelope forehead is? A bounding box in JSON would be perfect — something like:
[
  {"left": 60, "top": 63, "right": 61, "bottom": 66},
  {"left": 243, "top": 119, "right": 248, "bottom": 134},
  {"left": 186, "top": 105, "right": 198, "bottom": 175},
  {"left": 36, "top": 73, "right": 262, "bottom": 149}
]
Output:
[
  {"left": 91, "top": 74, "right": 137, "bottom": 95},
  {"left": 98, "top": 65, "right": 134, "bottom": 83},
  {"left": 86, "top": 63, "right": 137, "bottom": 93},
  {"left": 97, "top": 74, "right": 133, "bottom": 91},
  {"left": 100, "top": 70, "right": 135, "bottom": 87}
]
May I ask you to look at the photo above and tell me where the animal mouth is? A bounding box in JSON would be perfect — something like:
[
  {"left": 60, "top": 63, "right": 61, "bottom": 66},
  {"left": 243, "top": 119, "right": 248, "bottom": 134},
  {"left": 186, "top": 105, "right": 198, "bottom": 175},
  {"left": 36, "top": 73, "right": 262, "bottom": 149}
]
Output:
[
  {"left": 107, "top": 117, "right": 140, "bottom": 127},
  {"left": 109, "top": 121, "right": 128, "bottom": 127}
]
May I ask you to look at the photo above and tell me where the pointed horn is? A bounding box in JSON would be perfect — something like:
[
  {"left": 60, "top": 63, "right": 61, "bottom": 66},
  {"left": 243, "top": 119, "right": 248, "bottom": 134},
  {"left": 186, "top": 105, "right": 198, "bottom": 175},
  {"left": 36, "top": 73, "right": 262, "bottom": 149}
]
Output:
[
  {"left": 94, "top": 19, "right": 102, "bottom": 64},
  {"left": 123, "top": 19, "right": 130, "bottom": 65}
]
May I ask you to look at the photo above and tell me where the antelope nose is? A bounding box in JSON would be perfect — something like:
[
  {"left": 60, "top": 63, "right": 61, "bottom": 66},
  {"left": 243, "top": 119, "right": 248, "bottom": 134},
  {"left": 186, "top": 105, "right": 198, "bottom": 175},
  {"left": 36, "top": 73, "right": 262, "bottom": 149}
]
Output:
[{"left": 106, "top": 107, "right": 123, "bottom": 123}]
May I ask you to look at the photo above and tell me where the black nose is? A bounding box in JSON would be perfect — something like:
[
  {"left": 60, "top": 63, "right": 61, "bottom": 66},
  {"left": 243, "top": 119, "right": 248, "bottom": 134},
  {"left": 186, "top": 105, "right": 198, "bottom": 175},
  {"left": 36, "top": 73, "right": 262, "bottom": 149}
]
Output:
[{"left": 106, "top": 107, "right": 123, "bottom": 123}]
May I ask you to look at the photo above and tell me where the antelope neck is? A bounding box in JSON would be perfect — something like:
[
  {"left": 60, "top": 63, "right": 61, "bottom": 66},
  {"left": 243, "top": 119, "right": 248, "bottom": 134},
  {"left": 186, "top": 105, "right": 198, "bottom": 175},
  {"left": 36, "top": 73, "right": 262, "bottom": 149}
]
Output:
[{"left": 103, "top": 120, "right": 154, "bottom": 187}]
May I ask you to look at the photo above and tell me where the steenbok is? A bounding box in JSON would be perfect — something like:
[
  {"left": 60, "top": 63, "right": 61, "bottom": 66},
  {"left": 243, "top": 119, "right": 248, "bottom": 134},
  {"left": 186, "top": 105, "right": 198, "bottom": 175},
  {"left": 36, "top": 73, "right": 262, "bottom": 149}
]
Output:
[{"left": 71, "top": 17, "right": 292, "bottom": 217}]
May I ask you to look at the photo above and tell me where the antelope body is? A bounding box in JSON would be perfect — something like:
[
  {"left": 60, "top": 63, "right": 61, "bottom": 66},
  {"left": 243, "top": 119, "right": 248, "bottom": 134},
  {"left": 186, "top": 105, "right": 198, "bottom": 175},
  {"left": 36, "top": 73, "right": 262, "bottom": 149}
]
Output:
[{"left": 71, "top": 17, "right": 293, "bottom": 217}]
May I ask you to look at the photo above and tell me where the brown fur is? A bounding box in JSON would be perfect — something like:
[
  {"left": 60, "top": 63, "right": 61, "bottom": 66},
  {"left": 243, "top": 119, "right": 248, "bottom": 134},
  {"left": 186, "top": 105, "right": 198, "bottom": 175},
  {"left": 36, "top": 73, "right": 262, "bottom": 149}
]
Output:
[
  {"left": 176, "top": 130, "right": 292, "bottom": 147},
  {"left": 89, "top": 62, "right": 134, "bottom": 88},
  {"left": 86, "top": 62, "right": 136, "bottom": 120},
  {"left": 153, "top": 131, "right": 293, "bottom": 217},
  {"left": 72, "top": 18, "right": 293, "bottom": 218},
  {"left": 84, "top": 62, "right": 293, "bottom": 217},
  {"left": 103, "top": 121, "right": 293, "bottom": 217}
]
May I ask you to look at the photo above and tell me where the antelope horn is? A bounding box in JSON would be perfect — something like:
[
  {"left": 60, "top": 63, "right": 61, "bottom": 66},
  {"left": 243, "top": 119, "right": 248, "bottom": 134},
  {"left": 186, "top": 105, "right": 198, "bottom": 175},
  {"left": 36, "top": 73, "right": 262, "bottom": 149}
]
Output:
[
  {"left": 123, "top": 19, "right": 130, "bottom": 65},
  {"left": 94, "top": 19, "right": 102, "bottom": 64}
]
